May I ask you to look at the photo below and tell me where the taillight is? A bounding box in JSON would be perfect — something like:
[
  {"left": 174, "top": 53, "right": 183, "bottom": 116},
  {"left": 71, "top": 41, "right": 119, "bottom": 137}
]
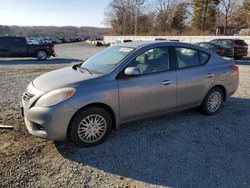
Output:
[
  {"left": 50, "top": 45, "right": 55, "bottom": 52},
  {"left": 232, "top": 44, "right": 241, "bottom": 48},
  {"left": 230, "top": 64, "right": 239, "bottom": 74}
]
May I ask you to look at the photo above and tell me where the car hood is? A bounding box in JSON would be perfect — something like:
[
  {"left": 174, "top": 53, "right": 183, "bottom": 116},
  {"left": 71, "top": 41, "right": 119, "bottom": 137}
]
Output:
[{"left": 33, "top": 66, "right": 98, "bottom": 91}]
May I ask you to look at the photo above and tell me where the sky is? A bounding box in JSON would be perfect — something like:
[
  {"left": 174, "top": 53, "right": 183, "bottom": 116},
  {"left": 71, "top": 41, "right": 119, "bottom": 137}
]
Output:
[{"left": 0, "top": 0, "right": 111, "bottom": 27}]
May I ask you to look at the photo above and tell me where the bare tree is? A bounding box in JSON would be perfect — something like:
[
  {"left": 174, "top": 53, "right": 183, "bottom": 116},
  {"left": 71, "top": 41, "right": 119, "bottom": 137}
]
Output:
[
  {"left": 134, "top": 0, "right": 146, "bottom": 35},
  {"left": 155, "top": 0, "right": 171, "bottom": 32},
  {"left": 219, "top": 0, "right": 240, "bottom": 35}
]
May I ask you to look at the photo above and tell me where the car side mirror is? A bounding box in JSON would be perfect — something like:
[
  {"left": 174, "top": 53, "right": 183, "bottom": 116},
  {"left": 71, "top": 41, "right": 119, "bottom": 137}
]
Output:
[{"left": 124, "top": 67, "right": 140, "bottom": 76}]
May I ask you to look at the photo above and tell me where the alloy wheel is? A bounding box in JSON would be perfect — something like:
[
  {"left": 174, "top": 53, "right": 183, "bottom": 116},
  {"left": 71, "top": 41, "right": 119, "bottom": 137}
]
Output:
[{"left": 207, "top": 91, "right": 222, "bottom": 113}]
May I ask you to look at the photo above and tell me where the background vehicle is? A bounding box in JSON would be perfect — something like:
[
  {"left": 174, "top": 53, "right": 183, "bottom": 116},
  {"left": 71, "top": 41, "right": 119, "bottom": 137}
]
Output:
[
  {"left": 195, "top": 42, "right": 234, "bottom": 57},
  {"left": 210, "top": 39, "right": 248, "bottom": 59},
  {"left": 0, "top": 36, "right": 56, "bottom": 60},
  {"left": 21, "top": 41, "right": 239, "bottom": 147},
  {"left": 110, "top": 39, "right": 133, "bottom": 46},
  {"left": 155, "top": 38, "right": 168, "bottom": 41}
]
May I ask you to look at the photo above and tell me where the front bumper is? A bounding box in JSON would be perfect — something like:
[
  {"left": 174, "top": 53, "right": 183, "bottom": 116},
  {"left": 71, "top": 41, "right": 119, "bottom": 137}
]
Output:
[{"left": 21, "top": 85, "right": 77, "bottom": 140}]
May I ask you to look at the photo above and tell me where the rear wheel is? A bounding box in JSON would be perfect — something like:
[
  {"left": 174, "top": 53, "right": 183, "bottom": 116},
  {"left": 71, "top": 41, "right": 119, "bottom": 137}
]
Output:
[
  {"left": 36, "top": 50, "right": 48, "bottom": 60},
  {"left": 201, "top": 87, "right": 223, "bottom": 115},
  {"left": 69, "top": 107, "right": 112, "bottom": 147}
]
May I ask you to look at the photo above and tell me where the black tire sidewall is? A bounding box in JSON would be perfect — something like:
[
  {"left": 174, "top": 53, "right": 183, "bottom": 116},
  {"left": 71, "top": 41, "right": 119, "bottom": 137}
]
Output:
[
  {"left": 69, "top": 107, "right": 112, "bottom": 147},
  {"left": 202, "top": 87, "right": 223, "bottom": 115}
]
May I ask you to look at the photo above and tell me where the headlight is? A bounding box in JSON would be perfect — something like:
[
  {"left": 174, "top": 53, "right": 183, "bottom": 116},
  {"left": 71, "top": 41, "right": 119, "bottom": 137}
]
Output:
[{"left": 36, "top": 88, "right": 76, "bottom": 107}]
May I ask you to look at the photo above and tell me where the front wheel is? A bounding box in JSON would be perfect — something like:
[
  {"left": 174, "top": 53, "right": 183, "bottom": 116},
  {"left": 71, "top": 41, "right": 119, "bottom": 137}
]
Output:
[
  {"left": 69, "top": 107, "right": 112, "bottom": 147},
  {"left": 36, "top": 50, "right": 48, "bottom": 60},
  {"left": 201, "top": 87, "right": 223, "bottom": 115}
]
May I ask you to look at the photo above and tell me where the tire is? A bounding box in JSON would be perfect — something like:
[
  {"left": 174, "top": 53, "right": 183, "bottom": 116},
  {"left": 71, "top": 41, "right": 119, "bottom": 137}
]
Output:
[
  {"left": 36, "top": 50, "right": 48, "bottom": 60},
  {"left": 69, "top": 107, "right": 112, "bottom": 147},
  {"left": 201, "top": 87, "right": 223, "bottom": 115}
]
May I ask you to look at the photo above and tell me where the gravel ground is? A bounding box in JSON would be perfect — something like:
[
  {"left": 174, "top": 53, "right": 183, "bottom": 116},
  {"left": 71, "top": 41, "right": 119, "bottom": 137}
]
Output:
[{"left": 0, "top": 42, "right": 250, "bottom": 188}]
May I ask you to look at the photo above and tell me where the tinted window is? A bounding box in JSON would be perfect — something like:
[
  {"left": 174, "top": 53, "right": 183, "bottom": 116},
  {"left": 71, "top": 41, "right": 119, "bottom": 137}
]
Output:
[
  {"left": 129, "top": 47, "right": 170, "bottom": 75},
  {"left": 235, "top": 40, "right": 247, "bottom": 45},
  {"left": 200, "top": 51, "right": 210, "bottom": 64},
  {"left": 199, "top": 43, "right": 215, "bottom": 49},
  {"left": 224, "top": 40, "right": 233, "bottom": 45},
  {"left": 210, "top": 40, "right": 218, "bottom": 44},
  {"left": 175, "top": 47, "right": 200, "bottom": 68}
]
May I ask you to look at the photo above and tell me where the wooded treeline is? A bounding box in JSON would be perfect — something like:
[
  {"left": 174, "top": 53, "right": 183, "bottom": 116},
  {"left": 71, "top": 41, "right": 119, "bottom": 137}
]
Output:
[
  {"left": 0, "top": 25, "right": 110, "bottom": 37},
  {"left": 104, "top": 0, "right": 250, "bottom": 35}
]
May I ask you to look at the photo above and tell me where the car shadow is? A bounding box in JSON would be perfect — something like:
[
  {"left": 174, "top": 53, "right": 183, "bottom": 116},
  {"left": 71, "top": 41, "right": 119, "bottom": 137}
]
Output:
[
  {"left": 235, "top": 57, "right": 250, "bottom": 65},
  {"left": 0, "top": 58, "right": 82, "bottom": 65},
  {"left": 55, "top": 97, "right": 250, "bottom": 187}
]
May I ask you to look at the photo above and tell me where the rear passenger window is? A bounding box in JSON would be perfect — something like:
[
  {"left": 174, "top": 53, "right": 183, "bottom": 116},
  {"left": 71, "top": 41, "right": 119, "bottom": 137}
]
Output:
[
  {"left": 175, "top": 47, "right": 200, "bottom": 68},
  {"left": 200, "top": 51, "right": 210, "bottom": 64}
]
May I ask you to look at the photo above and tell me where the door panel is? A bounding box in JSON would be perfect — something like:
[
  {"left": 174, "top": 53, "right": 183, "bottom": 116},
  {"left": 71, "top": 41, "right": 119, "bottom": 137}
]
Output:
[
  {"left": 174, "top": 47, "right": 216, "bottom": 108},
  {"left": 10, "top": 38, "right": 26, "bottom": 56},
  {"left": 177, "top": 64, "right": 216, "bottom": 108},
  {"left": 118, "top": 72, "right": 177, "bottom": 121},
  {"left": 0, "top": 38, "right": 11, "bottom": 56},
  {"left": 118, "top": 46, "right": 177, "bottom": 122}
]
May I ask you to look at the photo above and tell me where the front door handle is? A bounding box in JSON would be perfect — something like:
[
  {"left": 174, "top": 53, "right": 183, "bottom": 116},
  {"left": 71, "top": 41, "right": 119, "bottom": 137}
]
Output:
[
  {"left": 206, "top": 73, "right": 215, "bottom": 78},
  {"left": 162, "top": 80, "right": 173, "bottom": 85}
]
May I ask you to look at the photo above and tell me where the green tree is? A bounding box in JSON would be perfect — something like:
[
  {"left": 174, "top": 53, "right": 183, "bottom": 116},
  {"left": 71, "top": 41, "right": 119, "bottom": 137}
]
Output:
[
  {"left": 171, "top": 3, "right": 188, "bottom": 33},
  {"left": 192, "top": 0, "right": 220, "bottom": 33}
]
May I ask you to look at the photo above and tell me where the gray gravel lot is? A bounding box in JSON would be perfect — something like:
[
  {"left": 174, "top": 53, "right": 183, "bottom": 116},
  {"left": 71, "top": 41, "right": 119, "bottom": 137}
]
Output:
[{"left": 0, "top": 42, "right": 250, "bottom": 188}]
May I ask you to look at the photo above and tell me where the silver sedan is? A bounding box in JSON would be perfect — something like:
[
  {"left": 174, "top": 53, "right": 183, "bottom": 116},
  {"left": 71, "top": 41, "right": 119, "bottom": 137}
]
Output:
[{"left": 21, "top": 41, "right": 239, "bottom": 147}]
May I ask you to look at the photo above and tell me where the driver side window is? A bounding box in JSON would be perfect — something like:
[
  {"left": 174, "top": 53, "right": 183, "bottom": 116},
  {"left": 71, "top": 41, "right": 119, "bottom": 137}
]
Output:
[{"left": 128, "top": 47, "right": 170, "bottom": 75}]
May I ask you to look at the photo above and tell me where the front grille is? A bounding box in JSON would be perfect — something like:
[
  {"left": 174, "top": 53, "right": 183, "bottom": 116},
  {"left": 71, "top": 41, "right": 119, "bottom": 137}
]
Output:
[{"left": 23, "top": 91, "right": 34, "bottom": 101}]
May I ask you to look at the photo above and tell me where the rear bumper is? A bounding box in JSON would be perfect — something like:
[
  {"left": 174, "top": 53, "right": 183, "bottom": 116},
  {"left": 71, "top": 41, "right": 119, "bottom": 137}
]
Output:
[{"left": 234, "top": 49, "right": 248, "bottom": 57}]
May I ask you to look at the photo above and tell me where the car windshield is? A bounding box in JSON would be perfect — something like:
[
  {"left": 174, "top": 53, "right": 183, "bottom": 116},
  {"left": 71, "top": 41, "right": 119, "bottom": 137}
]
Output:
[{"left": 81, "top": 46, "right": 134, "bottom": 74}]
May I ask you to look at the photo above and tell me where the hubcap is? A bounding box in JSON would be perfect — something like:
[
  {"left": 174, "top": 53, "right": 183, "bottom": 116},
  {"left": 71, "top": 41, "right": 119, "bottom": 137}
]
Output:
[
  {"left": 37, "top": 51, "right": 47, "bottom": 59},
  {"left": 77, "top": 114, "right": 107, "bottom": 143},
  {"left": 207, "top": 91, "right": 222, "bottom": 113}
]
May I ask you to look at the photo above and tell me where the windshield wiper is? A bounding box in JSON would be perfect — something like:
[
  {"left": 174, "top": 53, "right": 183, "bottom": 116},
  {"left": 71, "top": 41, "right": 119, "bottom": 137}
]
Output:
[
  {"left": 80, "top": 67, "right": 93, "bottom": 74},
  {"left": 72, "top": 62, "right": 83, "bottom": 70}
]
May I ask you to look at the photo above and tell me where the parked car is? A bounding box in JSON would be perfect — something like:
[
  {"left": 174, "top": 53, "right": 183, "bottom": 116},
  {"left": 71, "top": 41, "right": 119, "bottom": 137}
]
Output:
[
  {"left": 210, "top": 39, "right": 248, "bottom": 59},
  {"left": 155, "top": 38, "right": 168, "bottom": 41},
  {"left": 195, "top": 42, "right": 234, "bottom": 57},
  {"left": 0, "top": 36, "right": 56, "bottom": 60},
  {"left": 110, "top": 39, "right": 132, "bottom": 46},
  {"left": 21, "top": 41, "right": 239, "bottom": 147}
]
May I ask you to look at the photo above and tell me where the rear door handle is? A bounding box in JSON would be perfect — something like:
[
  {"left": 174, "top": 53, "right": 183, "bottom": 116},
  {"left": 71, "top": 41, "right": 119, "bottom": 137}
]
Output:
[
  {"left": 206, "top": 73, "right": 215, "bottom": 78},
  {"left": 162, "top": 80, "right": 173, "bottom": 85}
]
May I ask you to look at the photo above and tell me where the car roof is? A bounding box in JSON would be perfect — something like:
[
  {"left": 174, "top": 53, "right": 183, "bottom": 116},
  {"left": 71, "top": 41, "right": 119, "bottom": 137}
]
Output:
[
  {"left": 212, "top": 38, "right": 244, "bottom": 41},
  {"left": 115, "top": 41, "right": 201, "bottom": 49}
]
